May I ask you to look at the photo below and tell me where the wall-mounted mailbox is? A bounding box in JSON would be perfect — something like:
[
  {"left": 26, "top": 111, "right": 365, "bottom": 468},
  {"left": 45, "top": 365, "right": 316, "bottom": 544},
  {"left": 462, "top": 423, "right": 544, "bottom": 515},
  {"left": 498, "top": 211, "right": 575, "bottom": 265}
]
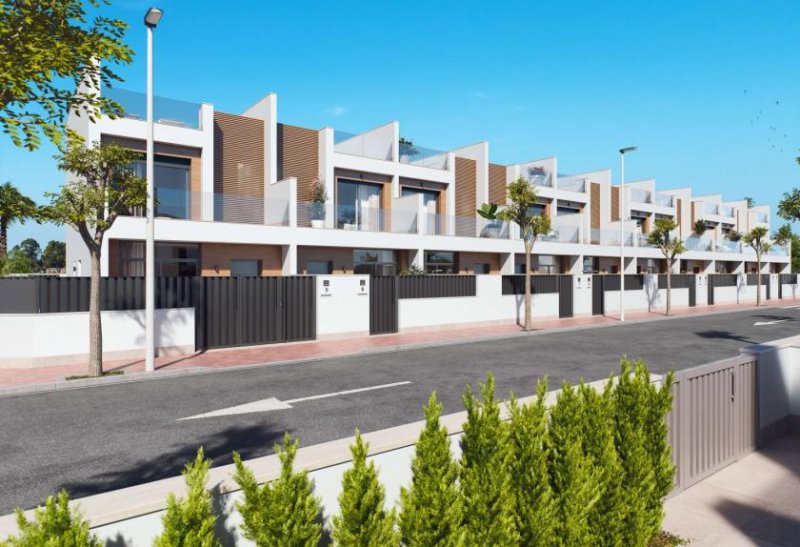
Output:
[{"left": 321, "top": 278, "right": 331, "bottom": 297}]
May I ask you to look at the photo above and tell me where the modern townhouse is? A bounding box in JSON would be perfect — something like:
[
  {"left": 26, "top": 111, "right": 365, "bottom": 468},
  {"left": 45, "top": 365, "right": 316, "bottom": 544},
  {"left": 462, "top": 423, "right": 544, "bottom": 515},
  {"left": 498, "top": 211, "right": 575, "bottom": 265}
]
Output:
[{"left": 64, "top": 87, "right": 791, "bottom": 279}]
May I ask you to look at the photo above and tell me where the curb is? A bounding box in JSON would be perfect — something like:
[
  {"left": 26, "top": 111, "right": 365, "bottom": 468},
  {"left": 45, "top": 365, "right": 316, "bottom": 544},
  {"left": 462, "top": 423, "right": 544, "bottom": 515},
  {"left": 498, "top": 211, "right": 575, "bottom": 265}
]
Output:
[{"left": 0, "top": 302, "right": 791, "bottom": 399}]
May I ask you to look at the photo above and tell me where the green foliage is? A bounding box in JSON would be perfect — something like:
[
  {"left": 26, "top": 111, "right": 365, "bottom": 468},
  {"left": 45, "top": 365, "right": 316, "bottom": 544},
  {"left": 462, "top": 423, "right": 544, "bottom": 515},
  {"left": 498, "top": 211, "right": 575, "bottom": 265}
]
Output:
[
  {"left": 743, "top": 226, "right": 771, "bottom": 256},
  {"left": 47, "top": 141, "right": 146, "bottom": 252},
  {"left": 459, "top": 373, "right": 518, "bottom": 546},
  {"left": 15, "top": 238, "right": 40, "bottom": 266},
  {"left": 232, "top": 433, "right": 322, "bottom": 547},
  {"left": 476, "top": 202, "right": 498, "bottom": 220},
  {"left": 1, "top": 247, "right": 37, "bottom": 274},
  {"left": 42, "top": 240, "right": 66, "bottom": 270},
  {"left": 399, "top": 392, "right": 464, "bottom": 547},
  {"left": 399, "top": 137, "right": 419, "bottom": 156},
  {"left": 1, "top": 490, "right": 99, "bottom": 547},
  {"left": 153, "top": 448, "right": 220, "bottom": 547},
  {"left": 399, "top": 263, "right": 424, "bottom": 276},
  {"left": 692, "top": 219, "right": 707, "bottom": 235},
  {"left": 332, "top": 431, "right": 400, "bottom": 546},
  {"left": 548, "top": 382, "right": 601, "bottom": 546},
  {"left": 310, "top": 177, "right": 327, "bottom": 204},
  {"left": 647, "top": 218, "right": 686, "bottom": 261},
  {"left": 613, "top": 358, "right": 675, "bottom": 546},
  {"left": 0, "top": 181, "right": 39, "bottom": 257},
  {"left": 578, "top": 379, "right": 625, "bottom": 547},
  {"left": 744, "top": 196, "right": 755, "bottom": 209},
  {"left": 508, "top": 379, "right": 556, "bottom": 547},
  {"left": 497, "top": 177, "right": 550, "bottom": 245},
  {"left": 774, "top": 224, "right": 800, "bottom": 272},
  {"left": 778, "top": 188, "right": 800, "bottom": 222},
  {"left": 0, "top": 0, "right": 133, "bottom": 149}
]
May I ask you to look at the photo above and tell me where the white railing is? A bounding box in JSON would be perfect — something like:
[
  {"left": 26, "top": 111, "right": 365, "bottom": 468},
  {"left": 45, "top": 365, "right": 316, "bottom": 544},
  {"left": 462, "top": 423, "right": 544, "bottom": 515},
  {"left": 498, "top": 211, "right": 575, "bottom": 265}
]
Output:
[{"left": 629, "top": 188, "right": 652, "bottom": 204}]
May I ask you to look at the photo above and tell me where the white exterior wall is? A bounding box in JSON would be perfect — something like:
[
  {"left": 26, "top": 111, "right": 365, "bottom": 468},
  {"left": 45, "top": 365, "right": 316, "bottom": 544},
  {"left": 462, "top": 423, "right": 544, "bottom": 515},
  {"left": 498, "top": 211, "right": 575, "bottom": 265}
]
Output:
[
  {"left": 0, "top": 308, "right": 194, "bottom": 368},
  {"left": 398, "top": 276, "right": 559, "bottom": 330},
  {"left": 574, "top": 274, "right": 592, "bottom": 315},
  {"left": 316, "top": 275, "right": 370, "bottom": 337}
]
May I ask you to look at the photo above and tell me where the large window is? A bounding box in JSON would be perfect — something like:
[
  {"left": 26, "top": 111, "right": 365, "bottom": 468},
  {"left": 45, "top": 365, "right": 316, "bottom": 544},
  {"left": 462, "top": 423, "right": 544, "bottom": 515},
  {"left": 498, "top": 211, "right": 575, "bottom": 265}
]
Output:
[
  {"left": 118, "top": 241, "right": 199, "bottom": 276},
  {"left": 337, "top": 179, "right": 383, "bottom": 231},
  {"left": 353, "top": 249, "right": 397, "bottom": 275},
  {"left": 133, "top": 155, "right": 191, "bottom": 219},
  {"left": 425, "top": 251, "right": 458, "bottom": 274},
  {"left": 306, "top": 261, "right": 333, "bottom": 275}
]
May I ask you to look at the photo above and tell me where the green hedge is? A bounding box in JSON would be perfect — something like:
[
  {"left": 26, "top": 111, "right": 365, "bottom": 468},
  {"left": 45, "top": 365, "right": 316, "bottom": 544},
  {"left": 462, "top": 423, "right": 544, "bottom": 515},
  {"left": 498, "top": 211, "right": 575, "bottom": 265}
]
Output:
[{"left": 1, "top": 358, "right": 674, "bottom": 547}]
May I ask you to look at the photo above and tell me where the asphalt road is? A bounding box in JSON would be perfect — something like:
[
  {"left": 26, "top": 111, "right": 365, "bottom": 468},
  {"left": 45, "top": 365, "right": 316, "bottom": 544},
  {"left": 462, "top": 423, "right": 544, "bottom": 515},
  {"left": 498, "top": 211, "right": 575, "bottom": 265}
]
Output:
[{"left": 1, "top": 305, "right": 799, "bottom": 514}]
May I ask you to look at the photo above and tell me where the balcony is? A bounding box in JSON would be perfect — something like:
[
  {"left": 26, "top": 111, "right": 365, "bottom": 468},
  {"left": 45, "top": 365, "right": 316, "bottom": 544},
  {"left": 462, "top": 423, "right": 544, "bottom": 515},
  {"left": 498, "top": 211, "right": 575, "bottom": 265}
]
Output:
[
  {"left": 703, "top": 202, "right": 719, "bottom": 215},
  {"left": 685, "top": 236, "right": 713, "bottom": 252},
  {"left": 755, "top": 213, "right": 769, "bottom": 224},
  {"left": 720, "top": 205, "right": 735, "bottom": 217},
  {"left": 399, "top": 142, "right": 449, "bottom": 170},
  {"left": 715, "top": 239, "right": 741, "bottom": 253},
  {"left": 768, "top": 244, "right": 789, "bottom": 256},
  {"left": 524, "top": 166, "right": 552, "bottom": 188},
  {"left": 654, "top": 193, "right": 674, "bottom": 207},
  {"left": 557, "top": 176, "right": 586, "bottom": 193},
  {"left": 334, "top": 131, "right": 393, "bottom": 161},
  {"left": 103, "top": 86, "right": 202, "bottom": 129},
  {"left": 590, "top": 229, "right": 635, "bottom": 246},
  {"left": 629, "top": 188, "right": 652, "bottom": 204}
]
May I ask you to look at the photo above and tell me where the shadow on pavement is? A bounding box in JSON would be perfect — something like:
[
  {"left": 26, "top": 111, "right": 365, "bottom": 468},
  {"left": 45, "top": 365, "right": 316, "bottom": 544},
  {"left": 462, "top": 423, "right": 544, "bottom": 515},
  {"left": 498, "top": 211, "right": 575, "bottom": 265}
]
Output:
[{"left": 714, "top": 498, "right": 800, "bottom": 546}]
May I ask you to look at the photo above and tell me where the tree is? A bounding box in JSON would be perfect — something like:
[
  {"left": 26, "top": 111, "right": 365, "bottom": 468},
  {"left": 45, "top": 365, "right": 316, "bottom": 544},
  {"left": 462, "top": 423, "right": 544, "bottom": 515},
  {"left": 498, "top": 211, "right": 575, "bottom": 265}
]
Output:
[
  {"left": 459, "top": 373, "right": 518, "bottom": 546},
  {"left": 45, "top": 141, "right": 146, "bottom": 376},
  {"left": 497, "top": 177, "right": 551, "bottom": 330},
  {"left": 0, "top": 182, "right": 38, "bottom": 260},
  {"left": 399, "top": 392, "right": 464, "bottom": 547},
  {"left": 331, "top": 431, "right": 400, "bottom": 546},
  {"left": 2, "top": 490, "right": 100, "bottom": 546},
  {"left": 777, "top": 188, "right": 800, "bottom": 222},
  {"left": 0, "top": 0, "right": 133, "bottom": 150},
  {"left": 15, "top": 238, "right": 41, "bottom": 268},
  {"left": 578, "top": 379, "right": 624, "bottom": 547},
  {"left": 232, "top": 433, "right": 322, "bottom": 547},
  {"left": 773, "top": 224, "right": 800, "bottom": 273},
  {"left": 744, "top": 196, "right": 755, "bottom": 209},
  {"left": 508, "top": 379, "right": 556, "bottom": 547},
  {"left": 1, "top": 247, "right": 37, "bottom": 274},
  {"left": 742, "top": 226, "right": 771, "bottom": 306},
  {"left": 154, "top": 448, "right": 220, "bottom": 547},
  {"left": 547, "top": 382, "right": 601, "bottom": 546},
  {"left": 646, "top": 218, "right": 686, "bottom": 315},
  {"left": 42, "top": 240, "right": 66, "bottom": 270}
]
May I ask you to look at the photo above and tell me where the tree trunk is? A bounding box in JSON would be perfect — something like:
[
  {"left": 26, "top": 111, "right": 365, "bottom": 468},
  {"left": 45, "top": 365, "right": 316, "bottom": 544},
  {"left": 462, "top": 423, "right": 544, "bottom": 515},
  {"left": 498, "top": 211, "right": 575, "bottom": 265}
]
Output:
[
  {"left": 756, "top": 257, "right": 762, "bottom": 306},
  {"left": 0, "top": 220, "right": 7, "bottom": 260},
  {"left": 88, "top": 249, "right": 103, "bottom": 377},
  {"left": 524, "top": 241, "right": 532, "bottom": 331},
  {"left": 666, "top": 267, "right": 672, "bottom": 316}
]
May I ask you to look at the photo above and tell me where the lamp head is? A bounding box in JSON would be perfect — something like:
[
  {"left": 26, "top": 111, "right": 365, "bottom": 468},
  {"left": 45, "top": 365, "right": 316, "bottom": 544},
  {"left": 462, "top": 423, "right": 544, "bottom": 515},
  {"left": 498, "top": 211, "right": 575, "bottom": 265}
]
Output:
[
  {"left": 619, "top": 146, "right": 638, "bottom": 154},
  {"left": 144, "top": 7, "right": 163, "bottom": 28}
]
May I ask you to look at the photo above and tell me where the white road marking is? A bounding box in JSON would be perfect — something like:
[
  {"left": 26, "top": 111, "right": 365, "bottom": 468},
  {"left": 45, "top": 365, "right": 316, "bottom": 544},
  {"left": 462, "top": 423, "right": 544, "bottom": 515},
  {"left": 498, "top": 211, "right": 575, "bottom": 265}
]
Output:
[
  {"left": 780, "top": 305, "right": 800, "bottom": 309},
  {"left": 178, "top": 381, "right": 412, "bottom": 421},
  {"left": 754, "top": 320, "right": 789, "bottom": 326}
]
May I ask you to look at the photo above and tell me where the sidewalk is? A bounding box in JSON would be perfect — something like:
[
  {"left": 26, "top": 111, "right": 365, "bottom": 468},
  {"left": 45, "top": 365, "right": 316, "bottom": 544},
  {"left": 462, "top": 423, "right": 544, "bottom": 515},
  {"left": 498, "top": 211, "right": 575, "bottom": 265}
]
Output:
[
  {"left": 0, "top": 298, "right": 793, "bottom": 393},
  {"left": 663, "top": 434, "right": 800, "bottom": 546}
]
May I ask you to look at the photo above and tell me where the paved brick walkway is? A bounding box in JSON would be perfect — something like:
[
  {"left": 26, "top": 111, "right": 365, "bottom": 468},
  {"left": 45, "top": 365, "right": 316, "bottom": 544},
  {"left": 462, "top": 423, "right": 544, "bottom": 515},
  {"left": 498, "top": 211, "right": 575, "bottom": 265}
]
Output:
[{"left": 0, "top": 298, "right": 793, "bottom": 390}]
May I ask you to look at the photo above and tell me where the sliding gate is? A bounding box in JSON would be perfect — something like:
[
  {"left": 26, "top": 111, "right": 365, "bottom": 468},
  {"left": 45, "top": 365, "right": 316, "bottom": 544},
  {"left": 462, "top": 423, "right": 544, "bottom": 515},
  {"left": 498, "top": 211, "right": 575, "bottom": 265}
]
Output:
[{"left": 197, "top": 276, "right": 316, "bottom": 349}]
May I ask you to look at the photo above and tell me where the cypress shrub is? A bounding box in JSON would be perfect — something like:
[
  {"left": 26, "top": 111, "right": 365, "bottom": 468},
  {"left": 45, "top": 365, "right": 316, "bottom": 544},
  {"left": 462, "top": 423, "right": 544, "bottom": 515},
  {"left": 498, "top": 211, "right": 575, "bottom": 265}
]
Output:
[
  {"left": 459, "top": 373, "right": 519, "bottom": 546},
  {"left": 507, "top": 379, "right": 556, "bottom": 547},
  {"left": 578, "top": 379, "right": 625, "bottom": 547},
  {"left": 232, "top": 433, "right": 322, "bottom": 546},
  {"left": 154, "top": 447, "right": 220, "bottom": 547},
  {"left": 548, "top": 382, "right": 601, "bottom": 546},
  {"left": 399, "top": 392, "right": 464, "bottom": 547},
  {"left": 331, "top": 431, "right": 400, "bottom": 546},
  {"left": 2, "top": 490, "right": 100, "bottom": 547}
]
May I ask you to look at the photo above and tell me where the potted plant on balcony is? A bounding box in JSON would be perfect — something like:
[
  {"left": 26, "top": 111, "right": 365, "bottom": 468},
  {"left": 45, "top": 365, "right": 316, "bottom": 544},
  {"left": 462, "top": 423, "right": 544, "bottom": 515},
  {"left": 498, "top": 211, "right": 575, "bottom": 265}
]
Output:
[
  {"left": 399, "top": 137, "right": 419, "bottom": 163},
  {"left": 340, "top": 208, "right": 357, "bottom": 231},
  {"left": 693, "top": 219, "right": 707, "bottom": 236},
  {"left": 310, "top": 177, "right": 327, "bottom": 228},
  {"left": 527, "top": 165, "right": 547, "bottom": 186},
  {"left": 477, "top": 203, "right": 502, "bottom": 238}
]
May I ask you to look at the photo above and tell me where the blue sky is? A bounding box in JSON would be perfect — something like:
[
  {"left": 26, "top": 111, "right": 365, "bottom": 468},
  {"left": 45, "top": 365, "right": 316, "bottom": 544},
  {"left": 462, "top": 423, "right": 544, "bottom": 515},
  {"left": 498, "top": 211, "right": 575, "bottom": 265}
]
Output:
[{"left": 2, "top": 0, "right": 799, "bottom": 247}]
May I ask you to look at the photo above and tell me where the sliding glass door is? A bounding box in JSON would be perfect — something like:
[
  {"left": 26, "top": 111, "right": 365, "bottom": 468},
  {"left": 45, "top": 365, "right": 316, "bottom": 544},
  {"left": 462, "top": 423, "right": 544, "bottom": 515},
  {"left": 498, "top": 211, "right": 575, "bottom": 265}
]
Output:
[
  {"left": 402, "top": 187, "right": 440, "bottom": 234},
  {"left": 337, "top": 179, "right": 383, "bottom": 232}
]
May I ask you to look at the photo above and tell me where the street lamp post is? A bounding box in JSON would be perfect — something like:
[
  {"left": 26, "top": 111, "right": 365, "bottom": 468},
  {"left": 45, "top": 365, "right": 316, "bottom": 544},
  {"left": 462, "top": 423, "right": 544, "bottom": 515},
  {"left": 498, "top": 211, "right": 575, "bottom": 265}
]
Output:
[
  {"left": 619, "top": 146, "right": 637, "bottom": 322},
  {"left": 145, "top": 7, "right": 163, "bottom": 373}
]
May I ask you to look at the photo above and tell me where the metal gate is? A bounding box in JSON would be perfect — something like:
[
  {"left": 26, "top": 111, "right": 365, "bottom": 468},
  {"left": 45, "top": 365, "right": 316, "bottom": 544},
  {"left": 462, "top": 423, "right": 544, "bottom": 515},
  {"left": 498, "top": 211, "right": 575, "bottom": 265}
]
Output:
[
  {"left": 707, "top": 275, "right": 715, "bottom": 305},
  {"left": 370, "top": 275, "right": 398, "bottom": 335},
  {"left": 688, "top": 280, "right": 696, "bottom": 307},
  {"left": 667, "top": 354, "right": 758, "bottom": 491},
  {"left": 197, "top": 276, "right": 316, "bottom": 349},
  {"left": 559, "top": 275, "right": 573, "bottom": 318},
  {"left": 592, "top": 274, "right": 605, "bottom": 315}
]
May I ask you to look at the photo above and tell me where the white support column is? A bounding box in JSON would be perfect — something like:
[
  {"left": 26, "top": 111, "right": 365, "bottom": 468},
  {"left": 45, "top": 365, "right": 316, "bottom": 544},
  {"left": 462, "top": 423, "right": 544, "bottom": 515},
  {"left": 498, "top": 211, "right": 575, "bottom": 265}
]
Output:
[
  {"left": 282, "top": 244, "right": 297, "bottom": 275},
  {"left": 318, "top": 127, "right": 335, "bottom": 228},
  {"left": 500, "top": 252, "right": 515, "bottom": 274},
  {"left": 410, "top": 249, "right": 424, "bottom": 270},
  {"left": 199, "top": 103, "right": 215, "bottom": 221}
]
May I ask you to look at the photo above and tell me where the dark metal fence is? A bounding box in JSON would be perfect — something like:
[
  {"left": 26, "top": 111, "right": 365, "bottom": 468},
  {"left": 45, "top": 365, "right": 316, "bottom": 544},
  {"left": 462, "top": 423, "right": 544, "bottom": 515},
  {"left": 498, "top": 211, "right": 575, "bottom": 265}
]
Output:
[
  {"left": 501, "top": 274, "right": 560, "bottom": 295},
  {"left": 710, "top": 274, "right": 738, "bottom": 287},
  {"left": 398, "top": 275, "right": 476, "bottom": 299},
  {"left": 370, "top": 276, "right": 399, "bottom": 335},
  {"left": 780, "top": 273, "right": 797, "bottom": 284},
  {"left": 746, "top": 274, "right": 769, "bottom": 286},
  {"left": 599, "top": 274, "right": 644, "bottom": 291},
  {"left": 658, "top": 274, "right": 695, "bottom": 290},
  {"left": 0, "top": 276, "right": 194, "bottom": 313}
]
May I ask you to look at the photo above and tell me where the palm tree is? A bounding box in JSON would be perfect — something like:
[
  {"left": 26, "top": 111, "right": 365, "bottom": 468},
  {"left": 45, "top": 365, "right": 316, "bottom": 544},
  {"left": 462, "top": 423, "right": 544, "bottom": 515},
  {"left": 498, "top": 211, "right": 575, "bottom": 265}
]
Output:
[
  {"left": 0, "top": 182, "right": 38, "bottom": 260},
  {"left": 498, "top": 177, "right": 551, "bottom": 330},
  {"left": 647, "top": 218, "right": 686, "bottom": 315},
  {"left": 742, "top": 226, "right": 771, "bottom": 306}
]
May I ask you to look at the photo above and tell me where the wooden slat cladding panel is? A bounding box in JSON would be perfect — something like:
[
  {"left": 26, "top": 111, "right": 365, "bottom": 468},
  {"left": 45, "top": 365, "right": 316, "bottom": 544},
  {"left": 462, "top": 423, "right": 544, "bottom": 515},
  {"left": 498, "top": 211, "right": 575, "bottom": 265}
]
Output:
[
  {"left": 214, "top": 112, "right": 264, "bottom": 224},
  {"left": 677, "top": 198, "right": 683, "bottom": 235},
  {"left": 590, "top": 183, "right": 601, "bottom": 230},
  {"left": 455, "top": 157, "right": 477, "bottom": 236},
  {"left": 611, "top": 186, "right": 620, "bottom": 221},
  {"left": 488, "top": 163, "right": 507, "bottom": 205},
  {"left": 277, "top": 124, "right": 319, "bottom": 202}
]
